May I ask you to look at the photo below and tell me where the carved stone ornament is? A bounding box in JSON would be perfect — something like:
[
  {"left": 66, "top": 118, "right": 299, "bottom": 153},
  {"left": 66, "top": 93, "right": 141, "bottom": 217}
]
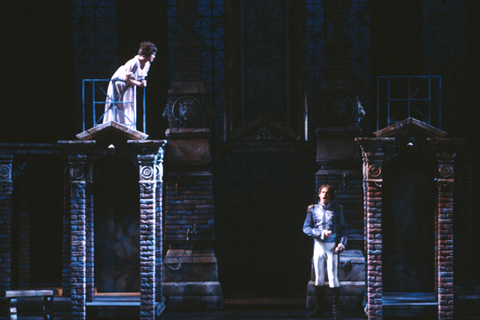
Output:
[
  {"left": 172, "top": 96, "right": 202, "bottom": 127},
  {"left": 323, "top": 94, "right": 354, "bottom": 124},
  {"left": 439, "top": 164, "right": 453, "bottom": 178},
  {"left": 70, "top": 166, "right": 85, "bottom": 181},
  {"left": 244, "top": 126, "right": 283, "bottom": 141},
  {"left": 140, "top": 165, "right": 155, "bottom": 181},
  {"left": 368, "top": 164, "right": 382, "bottom": 179},
  {"left": 0, "top": 164, "right": 12, "bottom": 180}
]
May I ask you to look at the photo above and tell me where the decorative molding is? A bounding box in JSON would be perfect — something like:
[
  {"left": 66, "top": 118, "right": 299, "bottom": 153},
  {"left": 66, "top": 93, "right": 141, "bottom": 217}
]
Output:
[{"left": 0, "top": 164, "right": 12, "bottom": 181}]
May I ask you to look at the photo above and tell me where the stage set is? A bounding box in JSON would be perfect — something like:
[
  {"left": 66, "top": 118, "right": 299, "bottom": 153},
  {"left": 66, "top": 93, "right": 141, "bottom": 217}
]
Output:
[{"left": 1, "top": 0, "right": 479, "bottom": 319}]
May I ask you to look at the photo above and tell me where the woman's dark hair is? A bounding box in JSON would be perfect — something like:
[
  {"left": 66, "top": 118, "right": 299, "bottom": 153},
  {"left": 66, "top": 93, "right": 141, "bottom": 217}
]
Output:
[
  {"left": 138, "top": 41, "right": 157, "bottom": 57},
  {"left": 318, "top": 184, "right": 335, "bottom": 199}
]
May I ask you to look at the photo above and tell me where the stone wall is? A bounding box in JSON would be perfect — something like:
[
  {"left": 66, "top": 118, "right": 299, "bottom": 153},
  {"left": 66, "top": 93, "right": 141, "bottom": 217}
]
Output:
[{"left": 164, "top": 172, "right": 215, "bottom": 245}]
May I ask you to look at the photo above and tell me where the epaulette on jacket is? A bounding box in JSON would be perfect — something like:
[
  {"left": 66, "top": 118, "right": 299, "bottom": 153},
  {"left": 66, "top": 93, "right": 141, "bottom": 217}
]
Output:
[{"left": 307, "top": 204, "right": 315, "bottom": 213}]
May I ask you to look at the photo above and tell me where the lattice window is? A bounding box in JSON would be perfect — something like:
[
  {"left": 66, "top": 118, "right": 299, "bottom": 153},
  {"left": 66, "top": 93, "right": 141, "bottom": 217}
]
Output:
[
  {"left": 167, "top": 0, "right": 225, "bottom": 140},
  {"left": 240, "top": 0, "right": 290, "bottom": 126},
  {"left": 73, "top": 0, "right": 117, "bottom": 133},
  {"left": 306, "top": 0, "right": 370, "bottom": 135},
  {"left": 422, "top": 0, "right": 466, "bottom": 131},
  {"left": 377, "top": 76, "right": 442, "bottom": 130}
]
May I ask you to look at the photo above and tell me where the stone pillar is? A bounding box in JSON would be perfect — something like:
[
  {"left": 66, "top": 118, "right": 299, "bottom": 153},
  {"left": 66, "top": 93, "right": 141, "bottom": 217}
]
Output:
[
  {"left": 427, "top": 138, "right": 463, "bottom": 320},
  {"left": 0, "top": 154, "right": 13, "bottom": 291},
  {"left": 155, "top": 148, "right": 165, "bottom": 310},
  {"left": 138, "top": 152, "right": 158, "bottom": 320},
  {"left": 162, "top": 128, "right": 223, "bottom": 310},
  {"left": 356, "top": 139, "right": 391, "bottom": 320},
  {"left": 86, "top": 164, "right": 95, "bottom": 302},
  {"left": 62, "top": 163, "right": 72, "bottom": 297},
  {"left": 68, "top": 153, "right": 87, "bottom": 320},
  {"left": 434, "top": 152, "right": 455, "bottom": 320}
]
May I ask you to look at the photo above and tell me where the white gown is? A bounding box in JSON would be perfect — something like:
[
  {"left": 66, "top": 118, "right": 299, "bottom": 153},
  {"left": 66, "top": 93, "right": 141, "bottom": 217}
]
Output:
[{"left": 103, "top": 55, "right": 150, "bottom": 129}]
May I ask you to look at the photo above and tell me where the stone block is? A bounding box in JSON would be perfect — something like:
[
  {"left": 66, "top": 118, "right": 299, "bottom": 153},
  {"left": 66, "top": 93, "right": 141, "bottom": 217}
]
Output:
[
  {"left": 164, "top": 249, "right": 220, "bottom": 282},
  {"left": 163, "top": 281, "right": 222, "bottom": 296},
  {"left": 167, "top": 295, "right": 223, "bottom": 310},
  {"left": 163, "top": 248, "right": 223, "bottom": 310}
]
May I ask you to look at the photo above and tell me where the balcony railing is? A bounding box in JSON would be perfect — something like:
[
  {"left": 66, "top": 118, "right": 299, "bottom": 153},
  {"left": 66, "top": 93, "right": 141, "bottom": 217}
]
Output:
[{"left": 82, "top": 79, "right": 147, "bottom": 133}]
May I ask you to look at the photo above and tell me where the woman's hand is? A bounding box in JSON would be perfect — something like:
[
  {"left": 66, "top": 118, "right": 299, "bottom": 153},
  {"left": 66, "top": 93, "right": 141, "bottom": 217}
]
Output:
[
  {"left": 322, "top": 230, "right": 332, "bottom": 239},
  {"left": 139, "top": 80, "right": 147, "bottom": 87}
]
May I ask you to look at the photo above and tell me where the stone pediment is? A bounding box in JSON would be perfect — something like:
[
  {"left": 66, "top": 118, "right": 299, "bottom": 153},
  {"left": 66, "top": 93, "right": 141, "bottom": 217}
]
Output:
[
  {"left": 229, "top": 114, "right": 301, "bottom": 152},
  {"left": 231, "top": 114, "right": 299, "bottom": 142},
  {"left": 75, "top": 121, "right": 148, "bottom": 141},
  {"left": 374, "top": 117, "right": 446, "bottom": 138}
]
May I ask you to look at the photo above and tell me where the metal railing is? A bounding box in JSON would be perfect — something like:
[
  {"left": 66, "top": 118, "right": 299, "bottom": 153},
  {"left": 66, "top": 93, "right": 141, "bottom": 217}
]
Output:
[
  {"left": 377, "top": 76, "right": 441, "bottom": 131},
  {"left": 82, "top": 79, "right": 147, "bottom": 133}
]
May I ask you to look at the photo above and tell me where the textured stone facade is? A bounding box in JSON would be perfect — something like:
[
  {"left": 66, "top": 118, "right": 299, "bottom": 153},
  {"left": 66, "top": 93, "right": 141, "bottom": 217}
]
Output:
[{"left": 164, "top": 172, "right": 215, "bottom": 244}]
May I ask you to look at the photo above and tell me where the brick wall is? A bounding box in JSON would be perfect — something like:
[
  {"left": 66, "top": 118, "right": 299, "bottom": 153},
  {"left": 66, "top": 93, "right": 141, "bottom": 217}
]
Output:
[
  {"left": 68, "top": 154, "right": 87, "bottom": 320},
  {"left": 164, "top": 172, "right": 215, "bottom": 245}
]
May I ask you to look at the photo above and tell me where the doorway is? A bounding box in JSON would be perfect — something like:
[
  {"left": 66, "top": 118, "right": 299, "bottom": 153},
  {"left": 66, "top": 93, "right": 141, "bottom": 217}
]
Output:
[
  {"left": 383, "top": 154, "right": 436, "bottom": 292},
  {"left": 94, "top": 155, "right": 140, "bottom": 292}
]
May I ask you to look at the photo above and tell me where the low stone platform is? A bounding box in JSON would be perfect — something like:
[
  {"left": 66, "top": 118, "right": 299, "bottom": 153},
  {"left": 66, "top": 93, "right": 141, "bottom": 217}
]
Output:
[{"left": 163, "top": 248, "right": 223, "bottom": 310}]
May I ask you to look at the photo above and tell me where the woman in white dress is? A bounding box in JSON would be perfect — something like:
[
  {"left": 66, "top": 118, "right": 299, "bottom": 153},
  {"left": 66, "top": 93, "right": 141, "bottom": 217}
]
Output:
[{"left": 103, "top": 41, "right": 157, "bottom": 129}]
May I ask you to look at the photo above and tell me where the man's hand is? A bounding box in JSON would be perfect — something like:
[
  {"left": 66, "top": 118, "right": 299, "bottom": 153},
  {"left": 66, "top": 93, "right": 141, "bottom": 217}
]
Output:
[
  {"left": 335, "top": 244, "right": 345, "bottom": 253},
  {"left": 322, "top": 230, "right": 332, "bottom": 239}
]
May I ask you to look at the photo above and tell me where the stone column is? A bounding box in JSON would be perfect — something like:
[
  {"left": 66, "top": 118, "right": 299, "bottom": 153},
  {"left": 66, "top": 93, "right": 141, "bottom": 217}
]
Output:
[
  {"left": 428, "top": 138, "right": 463, "bottom": 320},
  {"left": 138, "top": 152, "right": 158, "bottom": 320},
  {"left": 62, "top": 163, "right": 72, "bottom": 297},
  {"left": 155, "top": 149, "right": 165, "bottom": 309},
  {"left": 0, "top": 154, "right": 13, "bottom": 291},
  {"left": 86, "top": 164, "right": 95, "bottom": 302},
  {"left": 68, "top": 153, "right": 87, "bottom": 320},
  {"left": 357, "top": 138, "right": 391, "bottom": 320},
  {"left": 434, "top": 152, "right": 455, "bottom": 320}
]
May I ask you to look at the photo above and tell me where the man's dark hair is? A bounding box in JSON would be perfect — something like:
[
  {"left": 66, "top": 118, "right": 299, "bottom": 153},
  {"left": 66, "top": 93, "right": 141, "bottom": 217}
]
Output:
[{"left": 138, "top": 41, "right": 157, "bottom": 57}]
